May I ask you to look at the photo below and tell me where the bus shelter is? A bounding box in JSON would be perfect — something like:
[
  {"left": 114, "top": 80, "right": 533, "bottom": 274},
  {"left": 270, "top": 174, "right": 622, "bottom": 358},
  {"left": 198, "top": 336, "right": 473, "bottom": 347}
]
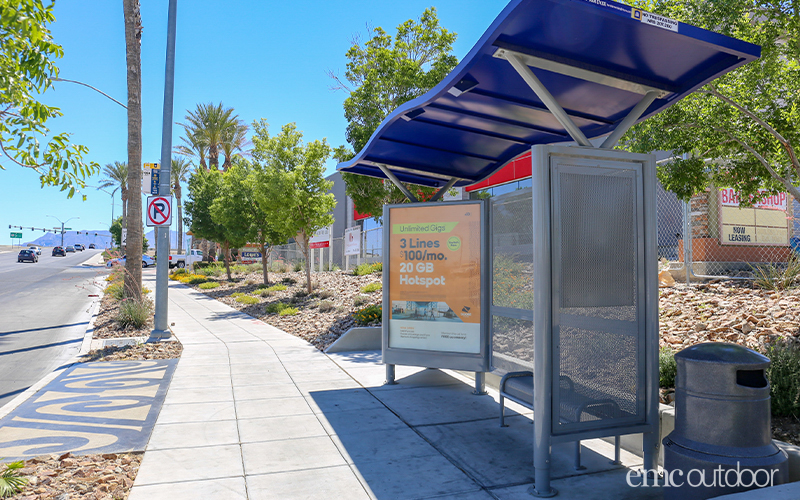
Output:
[{"left": 337, "top": 0, "right": 759, "bottom": 496}]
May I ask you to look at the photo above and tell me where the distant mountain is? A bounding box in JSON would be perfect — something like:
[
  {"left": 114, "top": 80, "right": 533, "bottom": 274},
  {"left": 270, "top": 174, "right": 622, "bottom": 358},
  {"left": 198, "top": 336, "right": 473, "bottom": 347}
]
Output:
[
  {"left": 26, "top": 230, "right": 113, "bottom": 248},
  {"left": 25, "top": 229, "right": 191, "bottom": 249}
]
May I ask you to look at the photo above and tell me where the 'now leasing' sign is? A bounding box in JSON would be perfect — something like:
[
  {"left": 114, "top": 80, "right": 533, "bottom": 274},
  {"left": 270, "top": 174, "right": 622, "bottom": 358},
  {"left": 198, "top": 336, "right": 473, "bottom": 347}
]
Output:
[{"left": 718, "top": 188, "right": 790, "bottom": 246}]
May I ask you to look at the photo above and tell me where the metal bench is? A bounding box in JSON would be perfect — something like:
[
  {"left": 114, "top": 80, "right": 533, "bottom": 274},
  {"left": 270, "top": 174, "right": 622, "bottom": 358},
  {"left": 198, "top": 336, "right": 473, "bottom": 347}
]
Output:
[{"left": 499, "top": 371, "right": 622, "bottom": 469}]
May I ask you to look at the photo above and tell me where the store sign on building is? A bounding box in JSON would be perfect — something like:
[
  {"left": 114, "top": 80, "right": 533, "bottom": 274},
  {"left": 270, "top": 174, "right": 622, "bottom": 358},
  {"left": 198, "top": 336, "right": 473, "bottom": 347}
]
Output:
[{"left": 718, "top": 188, "right": 790, "bottom": 246}]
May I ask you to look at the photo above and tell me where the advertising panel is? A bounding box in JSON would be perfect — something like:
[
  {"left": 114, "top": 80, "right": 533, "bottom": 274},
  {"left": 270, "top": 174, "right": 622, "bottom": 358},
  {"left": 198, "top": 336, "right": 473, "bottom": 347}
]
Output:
[
  {"left": 718, "top": 188, "right": 790, "bottom": 246},
  {"left": 387, "top": 202, "right": 484, "bottom": 355},
  {"left": 344, "top": 226, "right": 360, "bottom": 256}
]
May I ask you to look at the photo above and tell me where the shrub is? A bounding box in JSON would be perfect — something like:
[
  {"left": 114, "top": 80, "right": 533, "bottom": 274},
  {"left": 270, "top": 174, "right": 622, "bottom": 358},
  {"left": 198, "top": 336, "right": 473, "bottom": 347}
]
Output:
[
  {"left": 270, "top": 261, "right": 288, "bottom": 273},
  {"left": 117, "top": 298, "right": 153, "bottom": 329},
  {"left": 323, "top": 263, "right": 341, "bottom": 272},
  {"left": 764, "top": 340, "right": 800, "bottom": 417},
  {"left": 199, "top": 282, "right": 220, "bottom": 290},
  {"left": 753, "top": 254, "right": 800, "bottom": 291},
  {"left": 231, "top": 292, "right": 245, "bottom": 298},
  {"left": 244, "top": 279, "right": 256, "bottom": 286},
  {"left": 236, "top": 295, "right": 260, "bottom": 305},
  {"left": 105, "top": 283, "right": 125, "bottom": 301},
  {"left": 361, "top": 282, "right": 382, "bottom": 293},
  {"left": 659, "top": 346, "right": 677, "bottom": 388},
  {"left": 294, "top": 289, "right": 309, "bottom": 298},
  {"left": 279, "top": 306, "right": 299, "bottom": 316},
  {"left": 353, "top": 304, "right": 382, "bottom": 325},
  {"left": 259, "top": 289, "right": 272, "bottom": 297},
  {"left": 353, "top": 295, "right": 370, "bottom": 307},
  {"left": 282, "top": 277, "right": 297, "bottom": 285},
  {"left": 293, "top": 261, "right": 304, "bottom": 272},
  {"left": 353, "top": 262, "right": 382, "bottom": 276},
  {"left": 317, "top": 289, "right": 334, "bottom": 299},
  {"left": 266, "top": 302, "right": 291, "bottom": 314},
  {"left": 318, "top": 300, "right": 335, "bottom": 313},
  {"left": 171, "top": 268, "right": 189, "bottom": 276},
  {"left": 246, "top": 263, "right": 262, "bottom": 273},
  {"left": 185, "top": 276, "right": 209, "bottom": 285},
  {"left": 493, "top": 254, "right": 533, "bottom": 309},
  {"left": 300, "top": 281, "right": 318, "bottom": 290},
  {"left": 265, "top": 284, "right": 287, "bottom": 292},
  {"left": 0, "top": 460, "right": 28, "bottom": 497}
]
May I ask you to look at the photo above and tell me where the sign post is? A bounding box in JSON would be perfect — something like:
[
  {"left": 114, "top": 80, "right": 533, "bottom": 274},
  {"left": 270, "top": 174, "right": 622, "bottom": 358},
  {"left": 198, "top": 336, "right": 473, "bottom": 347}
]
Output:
[{"left": 382, "top": 200, "right": 490, "bottom": 382}]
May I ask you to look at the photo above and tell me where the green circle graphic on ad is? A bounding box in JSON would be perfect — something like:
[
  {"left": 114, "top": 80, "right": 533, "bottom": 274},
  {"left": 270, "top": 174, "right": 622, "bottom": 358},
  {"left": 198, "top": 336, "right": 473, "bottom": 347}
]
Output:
[{"left": 447, "top": 236, "right": 461, "bottom": 251}]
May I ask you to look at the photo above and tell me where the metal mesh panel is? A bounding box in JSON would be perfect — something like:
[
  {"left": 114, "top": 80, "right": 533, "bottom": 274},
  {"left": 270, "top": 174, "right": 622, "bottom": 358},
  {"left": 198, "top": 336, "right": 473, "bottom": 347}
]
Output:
[
  {"left": 555, "top": 166, "right": 641, "bottom": 427},
  {"left": 490, "top": 187, "right": 534, "bottom": 374},
  {"left": 558, "top": 171, "right": 636, "bottom": 309}
]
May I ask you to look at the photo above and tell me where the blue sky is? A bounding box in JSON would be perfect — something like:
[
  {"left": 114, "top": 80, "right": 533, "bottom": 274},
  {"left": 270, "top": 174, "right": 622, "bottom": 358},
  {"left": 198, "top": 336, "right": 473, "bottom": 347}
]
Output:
[{"left": 1, "top": 0, "right": 508, "bottom": 245}]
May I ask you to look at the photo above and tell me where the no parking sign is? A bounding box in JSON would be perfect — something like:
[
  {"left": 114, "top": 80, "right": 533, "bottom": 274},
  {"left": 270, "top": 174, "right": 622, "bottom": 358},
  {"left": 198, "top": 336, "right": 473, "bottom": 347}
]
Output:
[{"left": 146, "top": 196, "right": 172, "bottom": 227}]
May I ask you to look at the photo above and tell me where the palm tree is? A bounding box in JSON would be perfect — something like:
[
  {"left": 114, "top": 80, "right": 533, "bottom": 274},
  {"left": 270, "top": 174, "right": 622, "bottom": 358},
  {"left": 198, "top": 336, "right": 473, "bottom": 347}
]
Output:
[
  {"left": 174, "top": 128, "right": 207, "bottom": 170},
  {"left": 220, "top": 121, "right": 250, "bottom": 170},
  {"left": 181, "top": 102, "right": 239, "bottom": 171},
  {"left": 170, "top": 156, "right": 193, "bottom": 253},
  {"left": 123, "top": 0, "right": 143, "bottom": 300},
  {"left": 98, "top": 161, "right": 128, "bottom": 229}
]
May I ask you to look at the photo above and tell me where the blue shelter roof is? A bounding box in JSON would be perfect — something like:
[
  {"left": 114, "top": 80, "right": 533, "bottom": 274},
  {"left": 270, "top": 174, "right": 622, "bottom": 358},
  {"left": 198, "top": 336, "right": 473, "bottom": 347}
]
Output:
[{"left": 336, "top": 0, "right": 760, "bottom": 187}]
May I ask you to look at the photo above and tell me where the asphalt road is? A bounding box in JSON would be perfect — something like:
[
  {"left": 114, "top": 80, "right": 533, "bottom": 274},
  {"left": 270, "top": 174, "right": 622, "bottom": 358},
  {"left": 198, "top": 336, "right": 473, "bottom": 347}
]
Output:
[{"left": 0, "top": 248, "right": 107, "bottom": 409}]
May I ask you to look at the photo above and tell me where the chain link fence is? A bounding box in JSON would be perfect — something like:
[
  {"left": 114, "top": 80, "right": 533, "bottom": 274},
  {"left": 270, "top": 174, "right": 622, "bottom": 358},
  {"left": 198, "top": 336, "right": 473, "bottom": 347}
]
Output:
[
  {"left": 263, "top": 226, "right": 384, "bottom": 272},
  {"left": 666, "top": 191, "right": 799, "bottom": 281},
  {"left": 255, "top": 186, "right": 798, "bottom": 282}
]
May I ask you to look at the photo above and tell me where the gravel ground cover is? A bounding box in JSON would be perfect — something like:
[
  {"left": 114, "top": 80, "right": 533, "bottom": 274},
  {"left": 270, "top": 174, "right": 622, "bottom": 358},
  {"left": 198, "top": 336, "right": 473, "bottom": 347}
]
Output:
[
  {"left": 192, "top": 269, "right": 383, "bottom": 350},
  {"left": 9, "top": 453, "right": 141, "bottom": 500}
]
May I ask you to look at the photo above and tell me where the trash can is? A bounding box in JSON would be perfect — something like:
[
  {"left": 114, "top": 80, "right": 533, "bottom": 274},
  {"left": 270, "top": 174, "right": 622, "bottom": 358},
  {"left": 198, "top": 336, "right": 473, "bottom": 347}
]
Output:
[{"left": 663, "top": 342, "right": 788, "bottom": 500}]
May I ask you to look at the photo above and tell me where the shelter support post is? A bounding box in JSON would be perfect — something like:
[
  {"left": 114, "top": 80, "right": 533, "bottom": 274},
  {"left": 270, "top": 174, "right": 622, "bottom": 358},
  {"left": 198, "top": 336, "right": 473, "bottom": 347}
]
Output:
[
  {"left": 473, "top": 372, "right": 487, "bottom": 395},
  {"left": 599, "top": 90, "right": 660, "bottom": 149},
  {"left": 378, "top": 164, "right": 419, "bottom": 203},
  {"left": 501, "top": 52, "right": 592, "bottom": 148},
  {"left": 611, "top": 435, "right": 622, "bottom": 465},
  {"left": 429, "top": 177, "right": 459, "bottom": 202},
  {"left": 531, "top": 146, "right": 557, "bottom": 498},
  {"left": 385, "top": 363, "right": 396, "bottom": 385}
]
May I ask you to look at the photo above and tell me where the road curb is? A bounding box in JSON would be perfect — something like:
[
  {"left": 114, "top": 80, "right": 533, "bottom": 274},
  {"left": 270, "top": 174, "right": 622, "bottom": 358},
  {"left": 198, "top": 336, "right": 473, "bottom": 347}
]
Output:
[{"left": 0, "top": 284, "right": 104, "bottom": 420}]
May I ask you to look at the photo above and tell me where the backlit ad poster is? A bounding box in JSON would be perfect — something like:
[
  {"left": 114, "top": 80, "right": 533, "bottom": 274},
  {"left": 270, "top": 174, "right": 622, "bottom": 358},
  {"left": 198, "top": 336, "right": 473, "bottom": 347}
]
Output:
[{"left": 387, "top": 202, "right": 483, "bottom": 354}]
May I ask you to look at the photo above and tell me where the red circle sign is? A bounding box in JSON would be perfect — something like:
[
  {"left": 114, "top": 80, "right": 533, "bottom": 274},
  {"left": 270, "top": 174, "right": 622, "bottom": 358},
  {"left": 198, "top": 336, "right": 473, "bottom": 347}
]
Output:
[{"left": 147, "top": 197, "right": 171, "bottom": 226}]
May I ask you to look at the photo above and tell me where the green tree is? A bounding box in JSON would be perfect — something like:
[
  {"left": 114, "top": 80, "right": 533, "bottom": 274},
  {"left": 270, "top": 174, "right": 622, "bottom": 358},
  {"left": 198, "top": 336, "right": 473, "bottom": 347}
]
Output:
[
  {"left": 109, "top": 216, "right": 147, "bottom": 253},
  {"left": 98, "top": 161, "right": 128, "bottom": 229},
  {"left": 331, "top": 8, "right": 457, "bottom": 220},
  {"left": 184, "top": 168, "right": 226, "bottom": 263},
  {"left": 211, "top": 163, "right": 255, "bottom": 280},
  {"left": 0, "top": 0, "right": 99, "bottom": 198},
  {"left": 621, "top": 0, "right": 800, "bottom": 204},
  {"left": 170, "top": 156, "right": 192, "bottom": 253},
  {"left": 251, "top": 121, "right": 335, "bottom": 293}
]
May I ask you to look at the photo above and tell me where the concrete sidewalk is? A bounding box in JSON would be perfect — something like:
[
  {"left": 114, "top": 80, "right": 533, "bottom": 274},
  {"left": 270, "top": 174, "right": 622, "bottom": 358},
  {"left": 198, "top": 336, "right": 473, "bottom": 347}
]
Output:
[{"left": 130, "top": 279, "right": 660, "bottom": 500}]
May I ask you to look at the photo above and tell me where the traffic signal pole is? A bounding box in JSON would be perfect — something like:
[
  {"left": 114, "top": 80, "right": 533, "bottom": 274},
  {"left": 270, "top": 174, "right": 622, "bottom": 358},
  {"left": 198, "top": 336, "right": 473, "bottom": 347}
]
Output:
[{"left": 151, "top": 0, "right": 177, "bottom": 340}]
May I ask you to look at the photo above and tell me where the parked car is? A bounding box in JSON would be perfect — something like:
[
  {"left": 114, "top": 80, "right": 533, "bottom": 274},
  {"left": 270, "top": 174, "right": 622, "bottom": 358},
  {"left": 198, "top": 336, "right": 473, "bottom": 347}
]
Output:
[
  {"left": 52, "top": 246, "right": 66, "bottom": 257},
  {"left": 28, "top": 245, "right": 42, "bottom": 255},
  {"left": 18, "top": 249, "right": 38, "bottom": 263},
  {"left": 88, "top": 244, "right": 96, "bottom": 249},
  {"left": 74, "top": 244, "right": 84, "bottom": 251},
  {"left": 106, "top": 255, "right": 155, "bottom": 268},
  {"left": 168, "top": 249, "right": 204, "bottom": 268},
  {"left": 66, "top": 245, "right": 76, "bottom": 252}
]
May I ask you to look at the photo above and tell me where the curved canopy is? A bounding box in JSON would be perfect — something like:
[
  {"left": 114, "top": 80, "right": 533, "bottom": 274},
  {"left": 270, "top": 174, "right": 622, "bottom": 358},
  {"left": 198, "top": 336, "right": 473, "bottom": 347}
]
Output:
[{"left": 337, "top": 0, "right": 760, "bottom": 188}]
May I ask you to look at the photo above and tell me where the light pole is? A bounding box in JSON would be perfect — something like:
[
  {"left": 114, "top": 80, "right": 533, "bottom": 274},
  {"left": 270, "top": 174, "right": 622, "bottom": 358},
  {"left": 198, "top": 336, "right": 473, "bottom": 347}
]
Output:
[{"left": 46, "top": 215, "right": 80, "bottom": 247}]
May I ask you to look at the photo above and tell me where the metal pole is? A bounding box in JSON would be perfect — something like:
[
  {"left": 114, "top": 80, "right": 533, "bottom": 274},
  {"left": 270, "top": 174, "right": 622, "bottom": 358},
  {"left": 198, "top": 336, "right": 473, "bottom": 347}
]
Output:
[
  {"left": 61, "top": 223, "right": 65, "bottom": 247},
  {"left": 152, "top": 0, "right": 178, "bottom": 340}
]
